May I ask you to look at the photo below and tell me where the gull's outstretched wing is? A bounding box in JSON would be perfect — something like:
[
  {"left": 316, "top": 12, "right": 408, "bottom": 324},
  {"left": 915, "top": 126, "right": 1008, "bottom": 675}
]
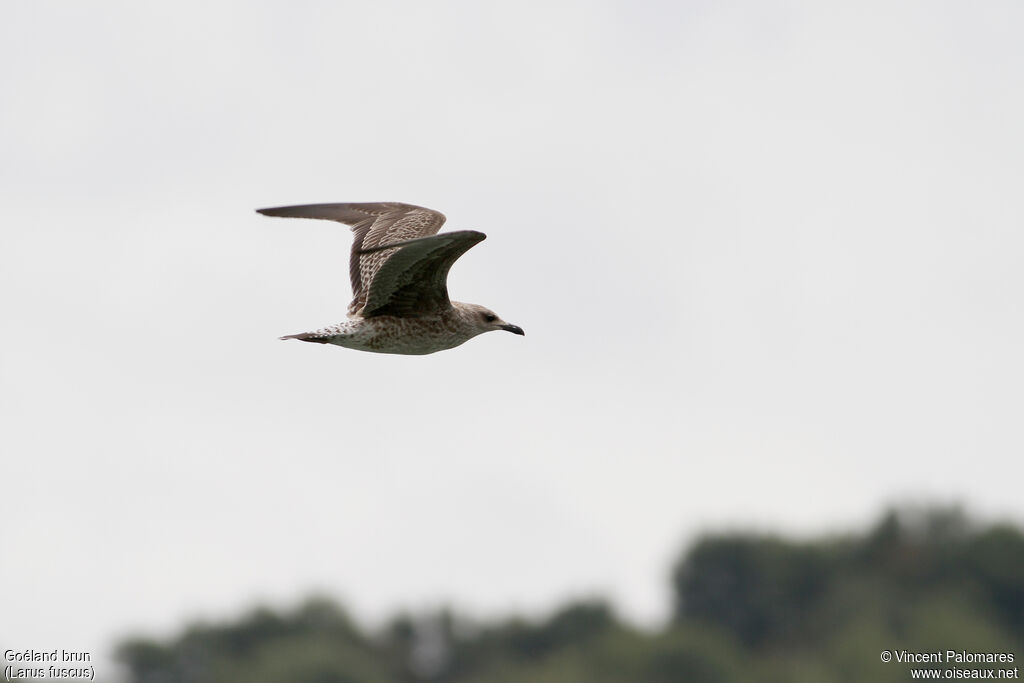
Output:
[
  {"left": 255, "top": 202, "right": 447, "bottom": 314},
  {"left": 357, "top": 230, "right": 487, "bottom": 318}
]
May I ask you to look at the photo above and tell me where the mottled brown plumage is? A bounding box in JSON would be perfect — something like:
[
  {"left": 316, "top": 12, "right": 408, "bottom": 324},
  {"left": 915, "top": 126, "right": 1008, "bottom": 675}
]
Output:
[{"left": 257, "top": 202, "right": 524, "bottom": 355}]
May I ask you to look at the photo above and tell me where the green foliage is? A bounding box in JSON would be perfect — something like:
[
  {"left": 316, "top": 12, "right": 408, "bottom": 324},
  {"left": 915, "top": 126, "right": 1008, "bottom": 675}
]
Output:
[
  {"left": 117, "top": 597, "right": 392, "bottom": 683},
  {"left": 116, "top": 507, "right": 1024, "bottom": 683},
  {"left": 672, "top": 534, "right": 835, "bottom": 646}
]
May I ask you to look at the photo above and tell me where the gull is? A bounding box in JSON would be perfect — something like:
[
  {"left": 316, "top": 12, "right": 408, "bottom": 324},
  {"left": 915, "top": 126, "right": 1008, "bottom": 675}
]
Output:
[{"left": 256, "top": 202, "right": 524, "bottom": 355}]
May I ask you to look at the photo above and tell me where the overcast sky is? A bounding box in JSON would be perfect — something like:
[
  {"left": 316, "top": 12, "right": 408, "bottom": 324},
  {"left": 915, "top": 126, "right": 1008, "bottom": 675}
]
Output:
[{"left": 3, "top": 0, "right": 1023, "bottom": 677}]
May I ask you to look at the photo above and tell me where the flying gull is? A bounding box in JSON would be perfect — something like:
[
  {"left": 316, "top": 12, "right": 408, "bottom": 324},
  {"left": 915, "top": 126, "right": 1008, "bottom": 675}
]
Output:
[{"left": 257, "top": 202, "right": 524, "bottom": 355}]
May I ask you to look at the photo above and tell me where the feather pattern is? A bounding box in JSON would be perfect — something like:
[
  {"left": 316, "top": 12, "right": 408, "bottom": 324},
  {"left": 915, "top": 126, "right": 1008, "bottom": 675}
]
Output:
[{"left": 255, "top": 202, "right": 452, "bottom": 315}]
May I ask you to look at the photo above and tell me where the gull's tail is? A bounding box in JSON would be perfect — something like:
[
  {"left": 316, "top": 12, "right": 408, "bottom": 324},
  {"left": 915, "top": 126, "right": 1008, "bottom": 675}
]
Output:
[{"left": 279, "top": 332, "right": 329, "bottom": 344}]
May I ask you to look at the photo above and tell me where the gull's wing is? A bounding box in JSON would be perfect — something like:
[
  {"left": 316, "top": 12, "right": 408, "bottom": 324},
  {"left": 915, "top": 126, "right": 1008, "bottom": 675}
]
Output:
[
  {"left": 357, "top": 230, "right": 487, "bottom": 318},
  {"left": 255, "top": 202, "right": 446, "bottom": 314}
]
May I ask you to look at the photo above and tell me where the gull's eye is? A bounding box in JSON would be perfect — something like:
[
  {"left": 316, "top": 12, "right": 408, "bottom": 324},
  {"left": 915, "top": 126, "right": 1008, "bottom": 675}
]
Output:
[{"left": 483, "top": 313, "right": 497, "bottom": 323}]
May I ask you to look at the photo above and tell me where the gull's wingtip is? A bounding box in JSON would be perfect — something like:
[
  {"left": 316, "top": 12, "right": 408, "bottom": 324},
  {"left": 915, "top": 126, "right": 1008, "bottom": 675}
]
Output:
[{"left": 257, "top": 206, "right": 304, "bottom": 217}]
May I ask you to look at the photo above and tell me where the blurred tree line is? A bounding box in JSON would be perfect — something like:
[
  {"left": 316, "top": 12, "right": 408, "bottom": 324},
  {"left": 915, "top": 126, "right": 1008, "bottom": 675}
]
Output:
[{"left": 117, "top": 507, "right": 1024, "bottom": 683}]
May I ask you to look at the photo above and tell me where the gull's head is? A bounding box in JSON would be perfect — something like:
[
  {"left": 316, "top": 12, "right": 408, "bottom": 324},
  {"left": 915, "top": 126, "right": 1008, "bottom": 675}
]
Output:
[{"left": 458, "top": 303, "right": 525, "bottom": 337}]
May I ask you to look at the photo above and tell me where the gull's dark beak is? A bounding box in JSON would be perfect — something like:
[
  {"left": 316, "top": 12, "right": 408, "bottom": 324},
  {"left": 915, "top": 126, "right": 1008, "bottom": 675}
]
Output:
[{"left": 501, "top": 323, "right": 525, "bottom": 336}]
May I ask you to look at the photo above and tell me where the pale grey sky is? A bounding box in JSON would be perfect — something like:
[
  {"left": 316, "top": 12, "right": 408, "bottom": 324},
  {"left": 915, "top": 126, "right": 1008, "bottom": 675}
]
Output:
[{"left": 2, "top": 0, "right": 1023, "bottom": 677}]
